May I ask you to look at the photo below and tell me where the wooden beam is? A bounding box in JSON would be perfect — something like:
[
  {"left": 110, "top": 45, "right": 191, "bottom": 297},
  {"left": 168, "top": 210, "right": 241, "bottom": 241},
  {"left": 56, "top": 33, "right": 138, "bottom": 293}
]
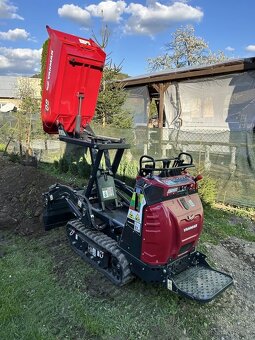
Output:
[
  {"left": 158, "top": 83, "right": 164, "bottom": 128},
  {"left": 152, "top": 83, "right": 170, "bottom": 128},
  {"left": 152, "top": 84, "right": 160, "bottom": 93},
  {"left": 152, "top": 82, "right": 170, "bottom": 94},
  {"left": 121, "top": 58, "right": 255, "bottom": 88}
]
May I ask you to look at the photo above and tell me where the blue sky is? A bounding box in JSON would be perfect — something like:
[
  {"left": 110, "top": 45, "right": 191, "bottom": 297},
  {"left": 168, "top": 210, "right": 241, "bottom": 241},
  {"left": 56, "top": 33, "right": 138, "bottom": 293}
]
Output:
[{"left": 0, "top": 0, "right": 255, "bottom": 76}]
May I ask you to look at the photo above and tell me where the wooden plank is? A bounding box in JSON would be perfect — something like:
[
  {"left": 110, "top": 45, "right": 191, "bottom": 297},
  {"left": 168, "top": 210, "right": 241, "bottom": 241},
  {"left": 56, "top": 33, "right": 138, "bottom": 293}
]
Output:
[{"left": 122, "top": 59, "right": 255, "bottom": 88}]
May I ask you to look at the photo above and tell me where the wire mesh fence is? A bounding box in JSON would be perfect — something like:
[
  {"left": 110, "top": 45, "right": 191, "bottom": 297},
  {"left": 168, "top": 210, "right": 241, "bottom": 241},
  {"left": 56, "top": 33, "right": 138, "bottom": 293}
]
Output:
[
  {"left": 0, "top": 117, "right": 254, "bottom": 207},
  {"left": 94, "top": 126, "right": 255, "bottom": 207}
]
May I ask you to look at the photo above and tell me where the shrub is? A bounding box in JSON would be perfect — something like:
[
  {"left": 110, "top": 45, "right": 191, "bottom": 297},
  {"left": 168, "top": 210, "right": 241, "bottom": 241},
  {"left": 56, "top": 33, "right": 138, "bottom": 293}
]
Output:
[
  {"left": 69, "top": 161, "right": 78, "bottom": 175},
  {"left": 77, "top": 157, "right": 91, "bottom": 178},
  {"left": 198, "top": 174, "right": 217, "bottom": 205},
  {"left": 58, "top": 157, "right": 69, "bottom": 173},
  {"left": 53, "top": 160, "right": 59, "bottom": 170}
]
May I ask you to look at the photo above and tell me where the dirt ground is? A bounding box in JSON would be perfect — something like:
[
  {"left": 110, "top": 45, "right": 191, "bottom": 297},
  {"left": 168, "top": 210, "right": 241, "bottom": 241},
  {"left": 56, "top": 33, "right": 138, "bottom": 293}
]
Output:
[
  {"left": 0, "top": 155, "right": 254, "bottom": 339},
  {"left": 0, "top": 156, "right": 55, "bottom": 237}
]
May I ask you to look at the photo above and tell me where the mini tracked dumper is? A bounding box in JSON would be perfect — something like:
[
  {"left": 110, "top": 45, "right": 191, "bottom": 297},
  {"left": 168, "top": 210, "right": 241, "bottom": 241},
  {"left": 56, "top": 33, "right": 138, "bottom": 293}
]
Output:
[{"left": 41, "top": 26, "right": 233, "bottom": 302}]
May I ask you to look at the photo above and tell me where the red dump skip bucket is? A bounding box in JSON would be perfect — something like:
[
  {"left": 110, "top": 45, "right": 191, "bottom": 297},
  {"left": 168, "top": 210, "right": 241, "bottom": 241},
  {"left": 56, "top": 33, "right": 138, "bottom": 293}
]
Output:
[{"left": 41, "top": 26, "right": 106, "bottom": 134}]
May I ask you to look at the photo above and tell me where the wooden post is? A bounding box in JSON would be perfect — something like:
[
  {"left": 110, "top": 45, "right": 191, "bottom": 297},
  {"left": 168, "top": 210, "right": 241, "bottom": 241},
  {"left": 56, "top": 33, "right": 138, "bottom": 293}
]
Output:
[
  {"left": 158, "top": 83, "right": 164, "bottom": 128},
  {"left": 151, "top": 82, "right": 170, "bottom": 128}
]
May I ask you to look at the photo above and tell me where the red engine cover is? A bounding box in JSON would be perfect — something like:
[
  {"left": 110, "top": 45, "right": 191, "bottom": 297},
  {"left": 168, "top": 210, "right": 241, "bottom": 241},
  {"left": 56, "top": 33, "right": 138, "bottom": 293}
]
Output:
[
  {"left": 140, "top": 176, "right": 203, "bottom": 265},
  {"left": 41, "top": 26, "right": 106, "bottom": 134}
]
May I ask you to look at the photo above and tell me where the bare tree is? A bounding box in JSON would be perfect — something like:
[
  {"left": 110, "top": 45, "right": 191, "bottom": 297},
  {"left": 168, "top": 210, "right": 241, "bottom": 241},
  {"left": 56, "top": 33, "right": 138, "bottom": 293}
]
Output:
[
  {"left": 148, "top": 25, "right": 228, "bottom": 72},
  {"left": 92, "top": 24, "right": 132, "bottom": 128},
  {"left": 16, "top": 77, "right": 41, "bottom": 157},
  {"left": 92, "top": 23, "right": 110, "bottom": 51}
]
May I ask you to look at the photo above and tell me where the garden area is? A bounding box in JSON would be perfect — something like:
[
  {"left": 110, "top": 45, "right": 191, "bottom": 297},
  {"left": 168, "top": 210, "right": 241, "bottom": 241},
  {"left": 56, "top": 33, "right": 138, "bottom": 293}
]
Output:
[{"left": 0, "top": 154, "right": 254, "bottom": 339}]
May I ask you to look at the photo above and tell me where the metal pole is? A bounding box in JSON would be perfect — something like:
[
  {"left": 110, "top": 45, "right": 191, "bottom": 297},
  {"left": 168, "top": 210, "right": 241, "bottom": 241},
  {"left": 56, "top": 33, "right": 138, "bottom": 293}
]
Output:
[{"left": 75, "top": 92, "right": 85, "bottom": 138}]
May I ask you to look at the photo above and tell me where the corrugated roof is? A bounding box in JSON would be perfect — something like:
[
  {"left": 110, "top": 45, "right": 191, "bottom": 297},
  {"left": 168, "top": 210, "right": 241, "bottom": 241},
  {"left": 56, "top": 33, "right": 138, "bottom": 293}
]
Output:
[
  {"left": 0, "top": 76, "right": 41, "bottom": 98},
  {"left": 0, "top": 76, "right": 18, "bottom": 97}
]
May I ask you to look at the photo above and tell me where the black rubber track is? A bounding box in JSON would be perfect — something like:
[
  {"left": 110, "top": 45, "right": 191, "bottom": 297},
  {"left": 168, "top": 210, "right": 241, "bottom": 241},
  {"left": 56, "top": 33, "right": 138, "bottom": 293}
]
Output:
[{"left": 66, "top": 220, "right": 133, "bottom": 286}]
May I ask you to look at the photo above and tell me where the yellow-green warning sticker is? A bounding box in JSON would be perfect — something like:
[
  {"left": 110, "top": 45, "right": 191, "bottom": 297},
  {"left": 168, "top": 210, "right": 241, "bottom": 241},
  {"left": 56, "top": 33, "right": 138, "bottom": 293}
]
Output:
[
  {"left": 135, "top": 214, "right": 140, "bottom": 222},
  {"left": 128, "top": 210, "right": 134, "bottom": 219}
]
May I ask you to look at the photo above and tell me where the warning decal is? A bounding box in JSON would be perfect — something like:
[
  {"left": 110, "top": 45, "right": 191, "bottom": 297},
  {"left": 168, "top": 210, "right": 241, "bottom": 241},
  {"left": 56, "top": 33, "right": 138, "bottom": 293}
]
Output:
[{"left": 127, "top": 188, "right": 146, "bottom": 234}]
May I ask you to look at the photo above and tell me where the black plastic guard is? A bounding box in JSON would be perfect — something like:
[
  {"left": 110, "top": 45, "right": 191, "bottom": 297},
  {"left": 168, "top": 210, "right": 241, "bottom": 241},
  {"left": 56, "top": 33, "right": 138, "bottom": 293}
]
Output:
[
  {"left": 168, "top": 252, "right": 233, "bottom": 302},
  {"left": 43, "top": 184, "right": 84, "bottom": 231},
  {"left": 43, "top": 197, "right": 75, "bottom": 230}
]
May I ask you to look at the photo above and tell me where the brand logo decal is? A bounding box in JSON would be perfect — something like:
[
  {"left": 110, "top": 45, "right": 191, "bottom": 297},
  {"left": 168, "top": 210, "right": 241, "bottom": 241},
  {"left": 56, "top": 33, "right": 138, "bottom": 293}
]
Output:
[
  {"left": 45, "top": 98, "right": 49, "bottom": 112},
  {"left": 46, "top": 49, "right": 54, "bottom": 91},
  {"left": 186, "top": 214, "right": 194, "bottom": 221},
  {"left": 184, "top": 224, "right": 197, "bottom": 232}
]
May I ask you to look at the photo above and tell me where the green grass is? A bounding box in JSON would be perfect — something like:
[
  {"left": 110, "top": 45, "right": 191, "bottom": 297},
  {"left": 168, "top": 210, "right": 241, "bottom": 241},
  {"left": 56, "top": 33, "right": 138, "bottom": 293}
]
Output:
[
  {"left": 0, "top": 229, "right": 222, "bottom": 340},
  {"left": 1, "top": 202, "right": 254, "bottom": 339},
  {"left": 38, "top": 162, "right": 87, "bottom": 188},
  {"left": 2, "top": 159, "right": 254, "bottom": 339},
  {"left": 201, "top": 204, "right": 255, "bottom": 244}
]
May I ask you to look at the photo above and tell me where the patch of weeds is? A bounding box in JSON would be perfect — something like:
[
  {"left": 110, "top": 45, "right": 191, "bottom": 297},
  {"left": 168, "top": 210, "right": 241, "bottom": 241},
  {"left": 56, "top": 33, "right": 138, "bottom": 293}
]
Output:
[
  {"left": 201, "top": 204, "right": 255, "bottom": 244},
  {"left": 58, "top": 156, "right": 69, "bottom": 173},
  {"left": 53, "top": 159, "right": 59, "bottom": 170},
  {"left": 38, "top": 162, "right": 86, "bottom": 187},
  {"left": 77, "top": 157, "right": 91, "bottom": 178},
  {"left": 0, "top": 143, "right": 6, "bottom": 152},
  {"left": 69, "top": 161, "right": 78, "bottom": 175},
  {"left": 117, "top": 159, "right": 138, "bottom": 186},
  {"left": 198, "top": 173, "right": 217, "bottom": 206},
  {"left": 214, "top": 203, "right": 255, "bottom": 220}
]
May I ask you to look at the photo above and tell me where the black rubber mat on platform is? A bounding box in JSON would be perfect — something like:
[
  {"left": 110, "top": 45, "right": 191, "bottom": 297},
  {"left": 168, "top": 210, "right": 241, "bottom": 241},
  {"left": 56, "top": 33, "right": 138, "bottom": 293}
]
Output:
[{"left": 173, "top": 265, "right": 233, "bottom": 301}]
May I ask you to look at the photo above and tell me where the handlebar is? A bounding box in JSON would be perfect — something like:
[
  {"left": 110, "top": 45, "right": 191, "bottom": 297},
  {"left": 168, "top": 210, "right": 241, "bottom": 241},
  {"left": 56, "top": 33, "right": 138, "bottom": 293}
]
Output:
[{"left": 139, "top": 153, "right": 194, "bottom": 177}]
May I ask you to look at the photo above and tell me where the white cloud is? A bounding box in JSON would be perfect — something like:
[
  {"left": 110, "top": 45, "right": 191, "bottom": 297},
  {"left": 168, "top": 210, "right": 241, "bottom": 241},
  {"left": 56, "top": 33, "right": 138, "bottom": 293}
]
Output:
[
  {"left": 58, "top": 4, "right": 91, "bottom": 26},
  {"left": 0, "top": 28, "right": 30, "bottom": 41},
  {"left": 86, "top": 0, "right": 126, "bottom": 22},
  {"left": 124, "top": 1, "right": 204, "bottom": 35},
  {"left": 58, "top": 2, "right": 203, "bottom": 36},
  {"left": 225, "top": 46, "right": 235, "bottom": 52},
  {"left": 245, "top": 45, "right": 255, "bottom": 52},
  {"left": 0, "top": 0, "right": 23, "bottom": 20},
  {"left": 0, "top": 54, "right": 11, "bottom": 68},
  {"left": 0, "top": 47, "right": 42, "bottom": 75}
]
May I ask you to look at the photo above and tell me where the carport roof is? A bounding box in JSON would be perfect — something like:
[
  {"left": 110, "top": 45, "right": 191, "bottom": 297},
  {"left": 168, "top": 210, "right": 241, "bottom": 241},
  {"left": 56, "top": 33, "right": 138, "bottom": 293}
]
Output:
[{"left": 121, "top": 57, "right": 255, "bottom": 87}]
